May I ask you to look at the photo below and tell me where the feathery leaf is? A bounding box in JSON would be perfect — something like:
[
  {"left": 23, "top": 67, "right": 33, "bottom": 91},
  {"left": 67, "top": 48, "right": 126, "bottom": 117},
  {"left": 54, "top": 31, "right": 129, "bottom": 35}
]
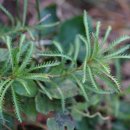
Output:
[{"left": 11, "top": 87, "right": 22, "bottom": 122}]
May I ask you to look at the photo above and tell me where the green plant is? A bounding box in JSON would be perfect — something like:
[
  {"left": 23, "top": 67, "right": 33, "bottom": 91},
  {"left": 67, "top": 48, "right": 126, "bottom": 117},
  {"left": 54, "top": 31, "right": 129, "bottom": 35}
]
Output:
[{"left": 0, "top": 2, "right": 130, "bottom": 130}]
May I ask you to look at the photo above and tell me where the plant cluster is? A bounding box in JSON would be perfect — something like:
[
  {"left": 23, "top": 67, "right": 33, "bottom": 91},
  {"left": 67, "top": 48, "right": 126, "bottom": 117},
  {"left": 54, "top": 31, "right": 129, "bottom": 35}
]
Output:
[{"left": 0, "top": 1, "right": 130, "bottom": 130}]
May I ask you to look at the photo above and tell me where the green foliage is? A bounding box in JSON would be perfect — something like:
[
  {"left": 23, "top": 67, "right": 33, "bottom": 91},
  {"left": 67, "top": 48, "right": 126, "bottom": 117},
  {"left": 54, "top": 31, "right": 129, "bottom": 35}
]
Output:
[
  {"left": 35, "top": 93, "right": 60, "bottom": 114},
  {"left": 0, "top": 35, "right": 60, "bottom": 122},
  {"left": 0, "top": 2, "right": 130, "bottom": 130}
]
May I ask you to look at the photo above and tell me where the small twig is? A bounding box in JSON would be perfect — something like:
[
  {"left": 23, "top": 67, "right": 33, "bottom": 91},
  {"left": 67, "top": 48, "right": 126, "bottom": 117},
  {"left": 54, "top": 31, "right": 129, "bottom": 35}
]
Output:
[
  {"left": 3, "top": 123, "right": 12, "bottom": 130},
  {"left": 74, "top": 108, "right": 110, "bottom": 120},
  {"left": 37, "top": 14, "right": 51, "bottom": 24}
]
